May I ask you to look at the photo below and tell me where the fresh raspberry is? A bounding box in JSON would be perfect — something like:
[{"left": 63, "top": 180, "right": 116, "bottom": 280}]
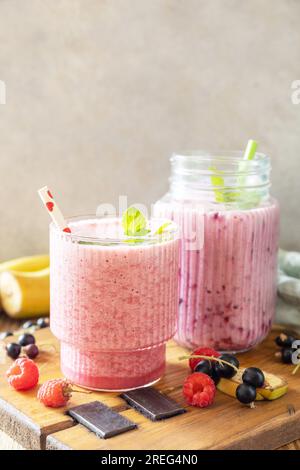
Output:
[
  {"left": 6, "top": 357, "right": 39, "bottom": 391},
  {"left": 189, "top": 347, "right": 220, "bottom": 371},
  {"left": 37, "top": 379, "right": 72, "bottom": 408},
  {"left": 183, "top": 372, "right": 216, "bottom": 408}
]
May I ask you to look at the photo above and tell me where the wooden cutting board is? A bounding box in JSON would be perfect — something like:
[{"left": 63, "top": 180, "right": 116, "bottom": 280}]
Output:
[{"left": 0, "top": 325, "right": 299, "bottom": 450}]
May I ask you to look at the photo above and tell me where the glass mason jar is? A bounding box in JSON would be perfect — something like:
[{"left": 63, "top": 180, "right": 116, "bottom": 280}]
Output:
[
  {"left": 50, "top": 215, "right": 179, "bottom": 391},
  {"left": 154, "top": 151, "right": 279, "bottom": 352}
]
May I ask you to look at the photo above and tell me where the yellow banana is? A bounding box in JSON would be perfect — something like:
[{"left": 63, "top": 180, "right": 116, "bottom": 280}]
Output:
[
  {"left": 217, "top": 367, "right": 288, "bottom": 401},
  {"left": 0, "top": 254, "right": 49, "bottom": 273},
  {"left": 0, "top": 255, "right": 50, "bottom": 318}
]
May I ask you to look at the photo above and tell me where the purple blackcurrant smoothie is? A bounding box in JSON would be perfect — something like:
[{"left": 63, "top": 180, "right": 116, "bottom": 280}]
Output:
[
  {"left": 154, "top": 150, "right": 279, "bottom": 352},
  {"left": 154, "top": 201, "right": 279, "bottom": 351}
]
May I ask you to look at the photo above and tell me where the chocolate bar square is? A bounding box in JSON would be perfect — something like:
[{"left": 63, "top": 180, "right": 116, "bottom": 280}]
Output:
[
  {"left": 121, "top": 387, "right": 186, "bottom": 421},
  {"left": 67, "top": 401, "right": 137, "bottom": 439}
]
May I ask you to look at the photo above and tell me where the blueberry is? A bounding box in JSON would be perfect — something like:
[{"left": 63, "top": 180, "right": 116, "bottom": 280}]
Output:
[
  {"left": 242, "top": 367, "right": 265, "bottom": 388},
  {"left": 6, "top": 343, "right": 21, "bottom": 359},
  {"left": 18, "top": 333, "right": 35, "bottom": 347},
  {"left": 22, "top": 321, "right": 36, "bottom": 329},
  {"left": 24, "top": 344, "right": 39, "bottom": 359},
  {"left": 37, "top": 317, "right": 49, "bottom": 329},
  {"left": 236, "top": 383, "right": 257, "bottom": 404},
  {"left": 215, "top": 354, "right": 240, "bottom": 379},
  {"left": 0, "top": 331, "right": 13, "bottom": 340}
]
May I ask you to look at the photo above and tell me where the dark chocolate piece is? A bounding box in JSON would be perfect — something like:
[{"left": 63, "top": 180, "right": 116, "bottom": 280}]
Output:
[
  {"left": 120, "top": 387, "right": 186, "bottom": 421},
  {"left": 67, "top": 401, "right": 137, "bottom": 439}
]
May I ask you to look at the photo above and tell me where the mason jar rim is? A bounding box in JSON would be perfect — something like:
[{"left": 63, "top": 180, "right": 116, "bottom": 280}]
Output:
[
  {"left": 172, "top": 150, "right": 268, "bottom": 162},
  {"left": 50, "top": 214, "right": 179, "bottom": 245},
  {"left": 168, "top": 149, "right": 272, "bottom": 205},
  {"left": 170, "top": 150, "right": 270, "bottom": 177}
]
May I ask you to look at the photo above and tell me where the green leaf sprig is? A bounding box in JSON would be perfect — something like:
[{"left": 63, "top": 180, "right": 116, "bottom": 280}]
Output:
[
  {"left": 122, "top": 207, "right": 173, "bottom": 243},
  {"left": 154, "top": 221, "right": 172, "bottom": 235},
  {"left": 122, "top": 206, "right": 151, "bottom": 237},
  {"left": 76, "top": 208, "right": 174, "bottom": 246},
  {"left": 209, "top": 166, "right": 240, "bottom": 203}
]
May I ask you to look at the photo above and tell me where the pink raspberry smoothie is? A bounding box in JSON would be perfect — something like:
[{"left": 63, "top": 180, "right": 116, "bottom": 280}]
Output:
[{"left": 50, "top": 217, "right": 179, "bottom": 391}]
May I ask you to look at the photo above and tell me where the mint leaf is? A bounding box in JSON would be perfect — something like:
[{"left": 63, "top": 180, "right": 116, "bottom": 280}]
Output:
[
  {"left": 209, "top": 166, "right": 226, "bottom": 203},
  {"left": 210, "top": 165, "right": 260, "bottom": 207},
  {"left": 154, "top": 221, "right": 172, "bottom": 235},
  {"left": 122, "top": 207, "right": 150, "bottom": 237},
  {"left": 122, "top": 207, "right": 174, "bottom": 243}
]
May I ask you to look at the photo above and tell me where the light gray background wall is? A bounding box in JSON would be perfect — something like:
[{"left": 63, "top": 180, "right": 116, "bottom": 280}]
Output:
[{"left": 0, "top": 0, "right": 299, "bottom": 258}]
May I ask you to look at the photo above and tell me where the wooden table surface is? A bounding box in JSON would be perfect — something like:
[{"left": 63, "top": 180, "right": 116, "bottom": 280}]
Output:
[{"left": 0, "top": 311, "right": 299, "bottom": 451}]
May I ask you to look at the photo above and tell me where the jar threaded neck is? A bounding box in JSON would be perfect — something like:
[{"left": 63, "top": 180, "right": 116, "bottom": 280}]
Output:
[{"left": 169, "top": 151, "right": 271, "bottom": 206}]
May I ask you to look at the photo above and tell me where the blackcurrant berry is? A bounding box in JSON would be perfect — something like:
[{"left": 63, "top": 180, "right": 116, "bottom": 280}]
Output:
[
  {"left": 6, "top": 343, "right": 21, "bottom": 359},
  {"left": 18, "top": 333, "right": 35, "bottom": 347},
  {"left": 24, "top": 344, "right": 39, "bottom": 359},
  {"left": 37, "top": 317, "right": 49, "bottom": 329},
  {"left": 281, "top": 348, "right": 294, "bottom": 364},
  {"left": 210, "top": 362, "right": 221, "bottom": 385},
  {"left": 236, "top": 383, "right": 256, "bottom": 404},
  {"left": 0, "top": 331, "right": 13, "bottom": 340},
  {"left": 242, "top": 367, "right": 265, "bottom": 388},
  {"left": 215, "top": 354, "right": 240, "bottom": 379},
  {"left": 193, "top": 360, "right": 221, "bottom": 384},
  {"left": 22, "top": 321, "right": 36, "bottom": 329},
  {"left": 194, "top": 360, "right": 211, "bottom": 375},
  {"left": 275, "top": 333, "right": 296, "bottom": 348}
]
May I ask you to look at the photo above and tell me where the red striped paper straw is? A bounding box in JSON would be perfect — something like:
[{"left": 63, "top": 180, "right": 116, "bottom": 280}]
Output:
[{"left": 38, "top": 186, "right": 71, "bottom": 233}]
